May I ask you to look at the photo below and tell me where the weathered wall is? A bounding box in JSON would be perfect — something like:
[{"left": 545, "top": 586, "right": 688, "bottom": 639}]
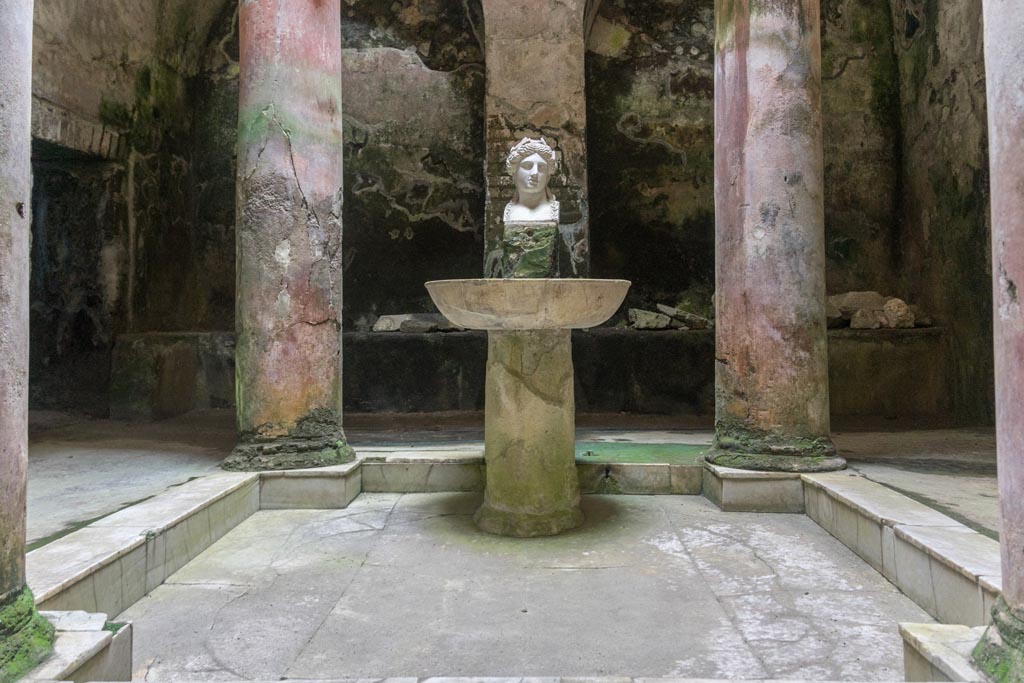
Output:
[
  {"left": 341, "top": 0, "right": 485, "bottom": 328},
  {"left": 129, "top": 1, "right": 239, "bottom": 333},
  {"left": 585, "top": 0, "right": 903, "bottom": 313},
  {"left": 889, "top": 0, "right": 993, "bottom": 423},
  {"left": 28, "top": 0, "right": 237, "bottom": 411},
  {"left": 29, "top": 149, "right": 128, "bottom": 413}
]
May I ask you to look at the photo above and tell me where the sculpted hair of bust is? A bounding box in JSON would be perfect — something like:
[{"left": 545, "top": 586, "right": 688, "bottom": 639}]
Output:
[{"left": 504, "top": 137, "right": 559, "bottom": 223}]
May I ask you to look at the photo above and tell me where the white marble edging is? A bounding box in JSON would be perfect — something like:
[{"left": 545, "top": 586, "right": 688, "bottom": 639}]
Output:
[
  {"left": 27, "top": 473, "right": 259, "bottom": 615},
  {"left": 27, "top": 611, "right": 132, "bottom": 682},
  {"left": 900, "top": 623, "right": 986, "bottom": 682},
  {"left": 803, "top": 471, "right": 1001, "bottom": 626}
]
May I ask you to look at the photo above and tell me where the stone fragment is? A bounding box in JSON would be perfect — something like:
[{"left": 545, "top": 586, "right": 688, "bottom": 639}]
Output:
[
  {"left": 829, "top": 291, "right": 888, "bottom": 319},
  {"left": 881, "top": 298, "right": 915, "bottom": 328},
  {"left": 628, "top": 309, "right": 673, "bottom": 330},
  {"left": 656, "top": 304, "right": 711, "bottom": 330},
  {"left": 372, "top": 315, "right": 414, "bottom": 332},
  {"left": 399, "top": 314, "right": 459, "bottom": 333},
  {"left": 826, "top": 299, "right": 845, "bottom": 328},
  {"left": 850, "top": 308, "right": 884, "bottom": 329}
]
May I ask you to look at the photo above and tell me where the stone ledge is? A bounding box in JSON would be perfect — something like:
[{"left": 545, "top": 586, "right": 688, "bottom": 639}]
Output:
[
  {"left": 901, "top": 623, "right": 986, "bottom": 682},
  {"left": 259, "top": 463, "right": 362, "bottom": 509},
  {"left": 358, "top": 457, "right": 704, "bottom": 495},
  {"left": 804, "top": 472, "right": 1001, "bottom": 626},
  {"left": 26, "top": 612, "right": 131, "bottom": 682},
  {"left": 111, "top": 327, "right": 950, "bottom": 419},
  {"left": 28, "top": 474, "right": 258, "bottom": 616},
  {"left": 702, "top": 463, "right": 805, "bottom": 513}
]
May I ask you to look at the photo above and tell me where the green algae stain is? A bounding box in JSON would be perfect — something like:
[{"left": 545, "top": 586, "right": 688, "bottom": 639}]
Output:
[
  {"left": 0, "top": 588, "right": 55, "bottom": 683},
  {"left": 574, "top": 442, "right": 707, "bottom": 465}
]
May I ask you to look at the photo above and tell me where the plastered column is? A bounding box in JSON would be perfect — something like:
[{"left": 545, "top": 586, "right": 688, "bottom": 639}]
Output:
[
  {"left": 225, "top": 0, "right": 354, "bottom": 471},
  {"left": 479, "top": 0, "right": 589, "bottom": 278},
  {"left": 477, "top": 330, "right": 583, "bottom": 537},
  {"left": 706, "top": 0, "right": 844, "bottom": 473},
  {"left": 0, "top": 0, "right": 56, "bottom": 675},
  {"left": 973, "top": 1, "right": 1024, "bottom": 679}
]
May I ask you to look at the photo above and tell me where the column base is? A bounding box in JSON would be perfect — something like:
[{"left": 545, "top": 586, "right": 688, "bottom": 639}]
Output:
[
  {"left": 0, "top": 587, "right": 55, "bottom": 683},
  {"left": 474, "top": 501, "right": 584, "bottom": 538},
  {"left": 973, "top": 597, "right": 1024, "bottom": 682},
  {"left": 223, "top": 434, "right": 355, "bottom": 472},
  {"left": 706, "top": 430, "right": 846, "bottom": 473}
]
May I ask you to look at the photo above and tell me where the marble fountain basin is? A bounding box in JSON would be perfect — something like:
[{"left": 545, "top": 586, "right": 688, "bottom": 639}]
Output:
[
  {"left": 425, "top": 278, "right": 631, "bottom": 537},
  {"left": 425, "top": 278, "right": 631, "bottom": 331}
]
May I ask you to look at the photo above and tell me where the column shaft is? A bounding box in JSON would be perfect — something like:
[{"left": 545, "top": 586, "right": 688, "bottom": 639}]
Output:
[
  {"left": 708, "top": 0, "right": 843, "bottom": 472},
  {"left": 226, "top": 0, "right": 353, "bottom": 471},
  {"left": 480, "top": 0, "right": 590, "bottom": 278},
  {"left": 973, "top": 1, "right": 1024, "bottom": 678},
  {"left": 478, "top": 329, "right": 583, "bottom": 537},
  {"left": 0, "top": 0, "right": 56, "bottom": 676}
]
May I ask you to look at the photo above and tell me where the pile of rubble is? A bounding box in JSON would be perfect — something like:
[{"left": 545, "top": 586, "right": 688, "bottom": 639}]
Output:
[
  {"left": 827, "top": 291, "right": 933, "bottom": 329},
  {"left": 627, "top": 305, "right": 713, "bottom": 331},
  {"left": 370, "top": 313, "right": 463, "bottom": 333}
]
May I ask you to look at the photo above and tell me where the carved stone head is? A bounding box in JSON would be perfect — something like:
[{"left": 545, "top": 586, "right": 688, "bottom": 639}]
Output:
[{"left": 505, "top": 138, "right": 560, "bottom": 232}]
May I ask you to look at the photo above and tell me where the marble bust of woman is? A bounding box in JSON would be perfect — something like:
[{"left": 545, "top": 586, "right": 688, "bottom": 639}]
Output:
[{"left": 503, "top": 137, "right": 559, "bottom": 224}]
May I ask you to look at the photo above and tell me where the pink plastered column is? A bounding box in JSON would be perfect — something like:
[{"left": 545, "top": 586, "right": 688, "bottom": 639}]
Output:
[
  {"left": 707, "top": 0, "right": 844, "bottom": 472},
  {"left": 226, "top": 0, "right": 353, "bottom": 470},
  {"left": 974, "top": 0, "right": 1024, "bottom": 675},
  {"left": 0, "top": 1, "right": 55, "bottom": 675},
  {"left": 0, "top": 0, "right": 34, "bottom": 604}
]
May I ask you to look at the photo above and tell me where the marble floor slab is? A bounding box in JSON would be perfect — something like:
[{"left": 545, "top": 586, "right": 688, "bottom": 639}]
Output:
[{"left": 118, "top": 494, "right": 931, "bottom": 681}]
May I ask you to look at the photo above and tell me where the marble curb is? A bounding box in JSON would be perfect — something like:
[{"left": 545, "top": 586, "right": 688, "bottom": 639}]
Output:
[
  {"left": 804, "top": 472, "right": 1001, "bottom": 626},
  {"left": 129, "top": 678, "right": 927, "bottom": 683},
  {"left": 802, "top": 472, "right": 966, "bottom": 528},
  {"left": 900, "top": 623, "right": 987, "bottom": 682},
  {"left": 28, "top": 474, "right": 259, "bottom": 615},
  {"left": 702, "top": 463, "right": 805, "bottom": 513},
  {"left": 704, "top": 463, "right": 805, "bottom": 480},
  {"left": 259, "top": 463, "right": 362, "bottom": 510},
  {"left": 359, "top": 458, "right": 703, "bottom": 495},
  {"left": 260, "top": 461, "right": 362, "bottom": 478},
  {"left": 360, "top": 450, "right": 486, "bottom": 464},
  {"left": 26, "top": 611, "right": 132, "bottom": 682}
]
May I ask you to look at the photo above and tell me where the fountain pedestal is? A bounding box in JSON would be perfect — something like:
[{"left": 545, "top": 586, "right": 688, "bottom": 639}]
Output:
[
  {"left": 479, "top": 329, "right": 580, "bottom": 536},
  {"left": 426, "top": 278, "right": 630, "bottom": 537}
]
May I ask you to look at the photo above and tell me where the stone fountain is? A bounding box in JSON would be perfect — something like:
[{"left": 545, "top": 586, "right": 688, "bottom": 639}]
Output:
[{"left": 427, "top": 138, "right": 630, "bottom": 537}]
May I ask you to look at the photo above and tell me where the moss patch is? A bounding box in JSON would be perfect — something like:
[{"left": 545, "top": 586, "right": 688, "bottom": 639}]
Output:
[
  {"left": 0, "top": 587, "right": 55, "bottom": 683},
  {"left": 973, "top": 598, "right": 1024, "bottom": 682}
]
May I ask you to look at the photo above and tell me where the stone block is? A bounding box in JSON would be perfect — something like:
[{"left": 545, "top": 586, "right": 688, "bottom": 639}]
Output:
[
  {"left": 855, "top": 511, "right": 884, "bottom": 571},
  {"left": 628, "top": 308, "right": 672, "bottom": 330},
  {"left": 702, "top": 463, "right": 804, "bottom": 513},
  {"left": 896, "top": 524, "right": 1002, "bottom": 582},
  {"left": 900, "top": 623, "right": 987, "bottom": 682},
  {"left": 802, "top": 472, "right": 965, "bottom": 528},
  {"left": 929, "top": 559, "right": 987, "bottom": 626},
  {"left": 27, "top": 613, "right": 132, "bottom": 682},
  {"left": 605, "top": 463, "right": 671, "bottom": 494},
  {"left": 829, "top": 290, "right": 888, "bottom": 317},
  {"left": 669, "top": 464, "right": 702, "bottom": 494},
  {"left": 67, "top": 622, "right": 132, "bottom": 682},
  {"left": 361, "top": 462, "right": 485, "bottom": 493},
  {"left": 259, "top": 462, "right": 361, "bottom": 509},
  {"left": 893, "top": 533, "right": 938, "bottom": 616},
  {"left": 881, "top": 524, "right": 898, "bottom": 583},
  {"left": 832, "top": 498, "right": 861, "bottom": 551}
]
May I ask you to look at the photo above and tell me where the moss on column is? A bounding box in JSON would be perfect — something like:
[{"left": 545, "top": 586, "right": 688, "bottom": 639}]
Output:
[{"left": 0, "top": 588, "right": 54, "bottom": 683}]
